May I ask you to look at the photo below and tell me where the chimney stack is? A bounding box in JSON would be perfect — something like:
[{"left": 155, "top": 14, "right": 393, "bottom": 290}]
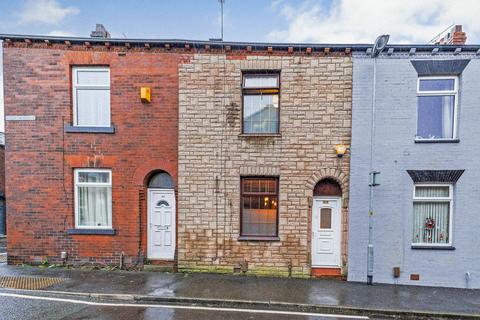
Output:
[
  {"left": 90, "top": 24, "right": 111, "bottom": 39},
  {"left": 435, "top": 25, "right": 467, "bottom": 45}
]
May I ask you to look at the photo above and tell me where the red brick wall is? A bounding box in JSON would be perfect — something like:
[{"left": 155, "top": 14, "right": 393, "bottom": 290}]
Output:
[{"left": 3, "top": 43, "right": 190, "bottom": 266}]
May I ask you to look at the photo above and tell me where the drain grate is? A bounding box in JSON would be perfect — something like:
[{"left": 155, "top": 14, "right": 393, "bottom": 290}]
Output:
[{"left": 0, "top": 275, "right": 66, "bottom": 290}]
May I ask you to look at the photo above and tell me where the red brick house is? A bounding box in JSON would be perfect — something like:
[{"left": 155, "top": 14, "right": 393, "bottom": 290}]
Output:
[
  {"left": 2, "top": 33, "right": 360, "bottom": 276},
  {"left": 2, "top": 35, "right": 192, "bottom": 266}
]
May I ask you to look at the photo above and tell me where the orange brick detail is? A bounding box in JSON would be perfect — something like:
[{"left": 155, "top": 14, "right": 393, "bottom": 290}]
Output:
[{"left": 311, "top": 267, "right": 342, "bottom": 277}]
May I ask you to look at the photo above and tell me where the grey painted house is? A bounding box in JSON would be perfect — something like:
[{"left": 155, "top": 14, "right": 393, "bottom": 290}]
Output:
[{"left": 348, "top": 45, "right": 480, "bottom": 288}]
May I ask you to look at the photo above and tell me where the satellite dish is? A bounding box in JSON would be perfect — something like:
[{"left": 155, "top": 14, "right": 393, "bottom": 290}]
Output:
[{"left": 371, "top": 34, "right": 390, "bottom": 57}]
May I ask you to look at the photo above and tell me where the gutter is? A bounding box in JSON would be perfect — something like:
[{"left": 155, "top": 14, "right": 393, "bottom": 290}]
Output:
[{"left": 1, "top": 34, "right": 479, "bottom": 53}]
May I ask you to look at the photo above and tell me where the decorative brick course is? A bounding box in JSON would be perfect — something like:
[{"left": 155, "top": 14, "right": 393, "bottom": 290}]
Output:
[{"left": 178, "top": 54, "right": 352, "bottom": 276}]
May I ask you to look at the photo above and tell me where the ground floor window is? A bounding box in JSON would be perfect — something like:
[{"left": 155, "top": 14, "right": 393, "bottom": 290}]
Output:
[
  {"left": 412, "top": 184, "right": 452, "bottom": 245},
  {"left": 240, "top": 177, "right": 278, "bottom": 237},
  {"left": 75, "top": 169, "right": 112, "bottom": 228}
]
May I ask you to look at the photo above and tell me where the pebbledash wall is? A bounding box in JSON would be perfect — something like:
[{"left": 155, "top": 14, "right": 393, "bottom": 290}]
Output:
[
  {"left": 348, "top": 51, "right": 480, "bottom": 288},
  {"left": 178, "top": 53, "right": 352, "bottom": 277},
  {"left": 3, "top": 40, "right": 190, "bottom": 265}
]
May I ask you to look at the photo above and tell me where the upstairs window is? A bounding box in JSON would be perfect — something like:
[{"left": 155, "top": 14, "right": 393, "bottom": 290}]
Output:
[
  {"left": 242, "top": 73, "right": 280, "bottom": 134},
  {"left": 416, "top": 77, "right": 458, "bottom": 140},
  {"left": 412, "top": 184, "right": 452, "bottom": 246},
  {"left": 75, "top": 169, "right": 112, "bottom": 229},
  {"left": 72, "top": 67, "right": 110, "bottom": 127}
]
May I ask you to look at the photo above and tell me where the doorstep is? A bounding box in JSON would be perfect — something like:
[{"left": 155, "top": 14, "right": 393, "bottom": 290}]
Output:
[
  {"left": 143, "top": 259, "right": 175, "bottom": 272},
  {"left": 311, "top": 267, "right": 343, "bottom": 278}
]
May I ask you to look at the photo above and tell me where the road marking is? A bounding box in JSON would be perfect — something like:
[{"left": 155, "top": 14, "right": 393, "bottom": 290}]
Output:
[{"left": 0, "top": 292, "right": 369, "bottom": 319}]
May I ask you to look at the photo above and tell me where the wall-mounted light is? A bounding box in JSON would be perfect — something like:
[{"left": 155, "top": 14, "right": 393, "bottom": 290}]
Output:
[
  {"left": 141, "top": 87, "right": 151, "bottom": 103},
  {"left": 335, "top": 144, "right": 348, "bottom": 157}
]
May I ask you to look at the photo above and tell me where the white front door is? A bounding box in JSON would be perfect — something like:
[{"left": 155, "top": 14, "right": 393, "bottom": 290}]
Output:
[
  {"left": 311, "top": 197, "right": 342, "bottom": 267},
  {"left": 148, "top": 189, "right": 176, "bottom": 260}
]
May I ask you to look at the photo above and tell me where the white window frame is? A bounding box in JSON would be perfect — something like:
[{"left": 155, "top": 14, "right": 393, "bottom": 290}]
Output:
[
  {"left": 412, "top": 183, "right": 453, "bottom": 247},
  {"left": 242, "top": 74, "right": 280, "bottom": 89},
  {"left": 74, "top": 168, "right": 112, "bottom": 229},
  {"left": 416, "top": 76, "right": 459, "bottom": 141},
  {"left": 72, "top": 67, "right": 111, "bottom": 127}
]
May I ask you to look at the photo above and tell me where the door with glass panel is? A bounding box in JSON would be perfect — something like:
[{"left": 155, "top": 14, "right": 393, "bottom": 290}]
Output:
[
  {"left": 148, "top": 189, "right": 176, "bottom": 260},
  {"left": 311, "top": 198, "right": 341, "bottom": 267}
]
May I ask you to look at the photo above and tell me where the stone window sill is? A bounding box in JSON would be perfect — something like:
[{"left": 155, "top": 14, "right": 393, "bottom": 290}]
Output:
[
  {"left": 414, "top": 139, "right": 459, "bottom": 144},
  {"left": 238, "top": 236, "right": 280, "bottom": 241},
  {"left": 411, "top": 245, "right": 455, "bottom": 250},
  {"left": 238, "top": 133, "right": 282, "bottom": 138},
  {"left": 64, "top": 125, "right": 115, "bottom": 134},
  {"left": 67, "top": 229, "right": 116, "bottom": 235}
]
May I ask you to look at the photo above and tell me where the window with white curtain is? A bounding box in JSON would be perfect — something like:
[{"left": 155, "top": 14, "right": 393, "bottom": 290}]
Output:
[
  {"left": 72, "top": 67, "right": 110, "bottom": 127},
  {"left": 412, "top": 184, "right": 452, "bottom": 246},
  {"left": 75, "top": 169, "right": 112, "bottom": 229},
  {"left": 416, "top": 77, "right": 458, "bottom": 140}
]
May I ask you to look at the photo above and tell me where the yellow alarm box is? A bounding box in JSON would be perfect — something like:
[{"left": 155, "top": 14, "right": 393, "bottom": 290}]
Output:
[{"left": 141, "top": 87, "right": 151, "bottom": 103}]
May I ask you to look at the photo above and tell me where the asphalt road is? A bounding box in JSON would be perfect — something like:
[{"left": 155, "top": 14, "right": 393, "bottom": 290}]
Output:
[{"left": 0, "top": 292, "right": 373, "bottom": 320}]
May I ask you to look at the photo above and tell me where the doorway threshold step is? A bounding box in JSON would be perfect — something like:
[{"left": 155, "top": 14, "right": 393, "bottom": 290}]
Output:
[
  {"left": 143, "top": 260, "right": 175, "bottom": 272},
  {"left": 311, "top": 267, "right": 343, "bottom": 278}
]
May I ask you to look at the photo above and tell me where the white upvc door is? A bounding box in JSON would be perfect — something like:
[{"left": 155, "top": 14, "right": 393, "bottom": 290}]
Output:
[
  {"left": 147, "top": 189, "right": 176, "bottom": 260},
  {"left": 311, "top": 197, "right": 342, "bottom": 267}
]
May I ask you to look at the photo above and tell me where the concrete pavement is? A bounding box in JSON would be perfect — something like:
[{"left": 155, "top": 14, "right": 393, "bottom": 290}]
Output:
[{"left": 0, "top": 264, "right": 479, "bottom": 319}]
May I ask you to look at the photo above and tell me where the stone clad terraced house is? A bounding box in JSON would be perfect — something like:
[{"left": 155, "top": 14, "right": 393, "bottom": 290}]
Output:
[{"left": 178, "top": 54, "right": 352, "bottom": 277}]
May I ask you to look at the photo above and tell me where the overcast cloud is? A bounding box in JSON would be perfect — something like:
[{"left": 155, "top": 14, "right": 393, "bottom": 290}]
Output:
[
  {"left": 268, "top": 0, "right": 480, "bottom": 44},
  {"left": 18, "top": 0, "right": 79, "bottom": 26}
]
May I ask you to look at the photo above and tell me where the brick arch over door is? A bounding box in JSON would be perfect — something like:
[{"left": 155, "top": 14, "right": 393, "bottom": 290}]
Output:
[
  {"left": 305, "top": 168, "right": 349, "bottom": 206},
  {"left": 132, "top": 163, "right": 178, "bottom": 264},
  {"left": 131, "top": 160, "right": 177, "bottom": 188}
]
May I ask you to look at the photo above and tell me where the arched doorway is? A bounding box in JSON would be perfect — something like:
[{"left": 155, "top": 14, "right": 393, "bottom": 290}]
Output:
[
  {"left": 147, "top": 171, "right": 175, "bottom": 260},
  {"left": 311, "top": 178, "right": 342, "bottom": 269}
]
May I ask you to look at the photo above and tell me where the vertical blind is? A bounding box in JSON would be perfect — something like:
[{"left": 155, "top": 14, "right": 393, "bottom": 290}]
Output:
[
  {"left": 413, "top": 186, "right": 450, "bottom": 244},
  {"left": 243, "top": 95, "right": 279, "bottom": 134}
]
